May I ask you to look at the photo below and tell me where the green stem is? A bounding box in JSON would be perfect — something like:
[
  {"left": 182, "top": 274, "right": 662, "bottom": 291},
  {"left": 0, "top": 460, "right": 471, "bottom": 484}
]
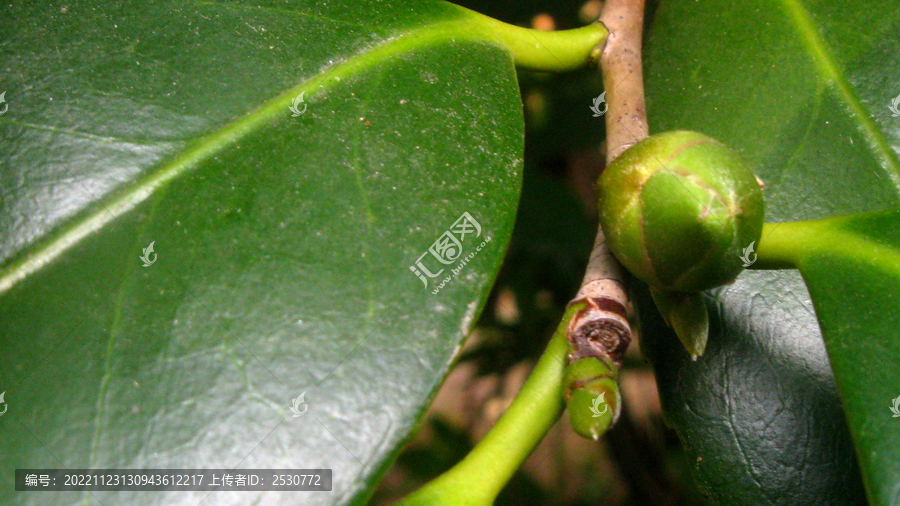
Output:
[
  {"left": 455, "top": 7, "right": 608, "bottom": 71},
  {"left": 752, "top": 222, "right": 810, "bottom": 269},
  {"left": 755, "top": 216, "right": 900, "bottom": 277},
  {"left": 396, "top": 303, "right": 583, "bottom": 506}
]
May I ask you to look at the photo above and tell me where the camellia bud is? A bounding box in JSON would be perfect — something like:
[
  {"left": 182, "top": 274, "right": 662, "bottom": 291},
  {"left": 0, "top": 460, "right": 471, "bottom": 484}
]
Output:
[{"left": 597, "top": 131, "right": 765, "bottom": 293}]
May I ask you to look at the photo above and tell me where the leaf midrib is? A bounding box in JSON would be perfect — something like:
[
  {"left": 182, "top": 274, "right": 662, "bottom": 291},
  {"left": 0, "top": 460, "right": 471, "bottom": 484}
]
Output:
[
  {"left": 0, "top": 15, "right": 487, "bottom": 296},
  {"left": 779, "top": 0, "right": 900, "bottom": 189},
  {"left": 803, "top": 227, "right": 900, "bottom": 278}
]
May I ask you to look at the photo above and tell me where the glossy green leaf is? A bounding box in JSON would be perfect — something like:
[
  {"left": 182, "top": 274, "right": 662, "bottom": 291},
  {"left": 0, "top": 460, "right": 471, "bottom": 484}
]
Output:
[
  {"left": 0, "top": 1, "right": 534, "bottom": 504},
  {"left": 758, "top": 210, "right": 900, "bottom": 506},
  {"left": 641, "top": 0, "right": 900, "bottom": 504}
]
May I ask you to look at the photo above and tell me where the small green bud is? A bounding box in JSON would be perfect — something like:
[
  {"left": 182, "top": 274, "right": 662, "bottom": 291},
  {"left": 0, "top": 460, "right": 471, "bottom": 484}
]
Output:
[
  {"left": 598, "top": 131, "right": 764, "bottom": 292},
  {"left": 564, "top": 356, "right": 621, "bottom": 440}
]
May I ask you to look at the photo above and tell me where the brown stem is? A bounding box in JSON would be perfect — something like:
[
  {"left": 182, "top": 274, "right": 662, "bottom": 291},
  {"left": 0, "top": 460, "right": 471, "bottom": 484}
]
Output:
[
  {"left": 565, "top": 0, "right": 649, "bottom": 421},
  {"left": 599, "top": 0, "right": 649, "bottom": 160}
]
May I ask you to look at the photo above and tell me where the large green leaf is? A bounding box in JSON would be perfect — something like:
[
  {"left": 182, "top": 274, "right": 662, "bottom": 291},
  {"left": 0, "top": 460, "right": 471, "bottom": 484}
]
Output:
[
  {"left": 0, "top": 1, "right": 530, "bottom": 504},
  {"left": 641, "top": 0, "right": 900, "bottom": 504},
  {"left": 758, "top": 211, "right": 900, "bottom": 506}
]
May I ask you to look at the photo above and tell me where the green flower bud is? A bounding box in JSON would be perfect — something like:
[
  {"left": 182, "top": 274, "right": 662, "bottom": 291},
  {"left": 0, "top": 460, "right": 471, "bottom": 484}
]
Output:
[{"left": 598, "top": 131, "right": 765, "bottom": 292}]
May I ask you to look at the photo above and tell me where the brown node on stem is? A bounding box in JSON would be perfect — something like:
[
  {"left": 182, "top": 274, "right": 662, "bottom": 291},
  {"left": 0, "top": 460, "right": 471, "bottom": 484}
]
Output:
[{"left": 566, "top": 297, "right": 631, "bottom": 367}]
